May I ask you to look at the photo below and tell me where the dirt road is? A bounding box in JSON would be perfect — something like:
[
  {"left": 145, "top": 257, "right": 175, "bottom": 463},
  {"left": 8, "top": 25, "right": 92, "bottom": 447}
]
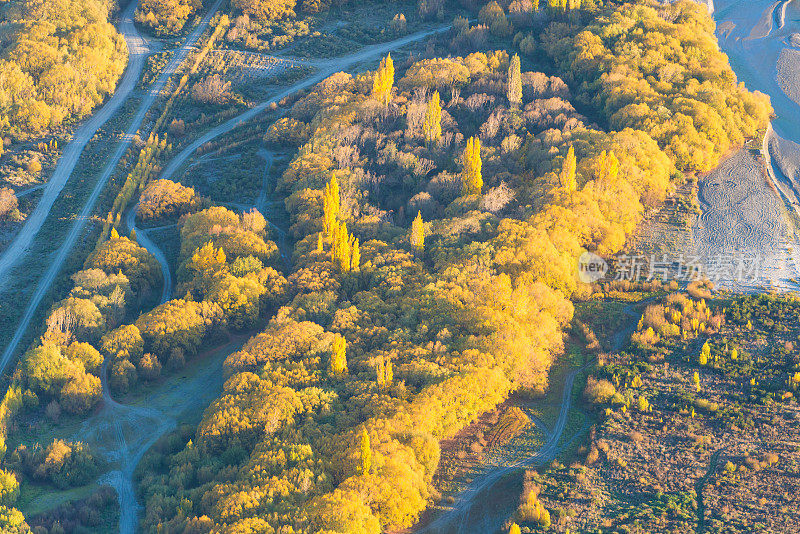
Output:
[
  {"left": 125, "top": 205, "right": 173, "bottom": 305},
  {"left": 0, "top": 0, "right": 223, "bottom": 375},
  {"left": 81, "top": 335, "right": 247, "bottom": 534},
  {"left": 158, "top": 25, "right": 451, "bottom": 182}
]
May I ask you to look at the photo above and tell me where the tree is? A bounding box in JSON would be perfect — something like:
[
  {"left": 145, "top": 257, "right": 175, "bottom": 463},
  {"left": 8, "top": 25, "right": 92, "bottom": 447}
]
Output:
[
  {"left": 508, "top": 54, "right": 522, "bottom": 107},
  {"left": 330, "top": 335, "right": 347, "bottom": 374},
  {"left": 0, "top": 470, "right": 18, "bottom": 507},
  {"left": 699, "top": 341, "right": 710, "bottom": 365},
  {"left": 461, "top": 137, "right": 483, "bottom": 195},
  {"left": 410, "top": 211, "right": 425, "bottom": 252},
  {"left": 323, "top": 175, "right": 340, "bottom": 237},
  {"left": 360, "top": 428, "right": 372, "bottom": 475},
  {"left": 509, "top": 523, "right": 521, "bottom": 534},
  {"left": 422, "top": 91, "right": 442, "bottom": 143},
  {"left": 560, "top": 145, "right": 577, "bottom": 191},
  {"left": 331, "top": 222, "right": 359, "bottom": 273},
  {"left": 351, "top": 238, "right": 361, "bottom": 272},
  {"left": 372, "top": 54, "right": 394, "bottom": 106}
]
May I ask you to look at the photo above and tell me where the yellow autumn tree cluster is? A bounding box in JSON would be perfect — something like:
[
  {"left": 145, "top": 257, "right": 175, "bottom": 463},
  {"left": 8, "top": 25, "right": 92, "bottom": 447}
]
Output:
[
  {"left": 330, "top": 220, "right": 360, "bottom": 273},
  {"left": 129, "top": 17, "right": 770, "bottom": 533},
  {"left": 538, "top": 0, "right": 772, "bottom": 172},
  {"left": 372, "top": 54, "right": 394, "bottom": 106},
  {"left": 0, "top": 0, "right": 128, "bottom": 135}
]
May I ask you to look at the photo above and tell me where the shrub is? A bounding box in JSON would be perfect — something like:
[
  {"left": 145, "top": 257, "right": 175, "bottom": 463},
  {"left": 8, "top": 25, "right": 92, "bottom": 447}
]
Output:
[{"left": 584, "top": 376, "right": 616, "bottom": 404}]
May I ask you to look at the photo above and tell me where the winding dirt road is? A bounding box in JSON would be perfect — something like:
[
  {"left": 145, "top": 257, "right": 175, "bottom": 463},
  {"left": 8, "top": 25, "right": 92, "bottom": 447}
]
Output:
[
  {"left": 125, "top": 206, "right": 173, "bottom": 305},
  {"left": 0, "top": 0, "right": 224, "bottom": 375},
  {"left": 158, "top": 25, "right": 451, "bottom": 182}
]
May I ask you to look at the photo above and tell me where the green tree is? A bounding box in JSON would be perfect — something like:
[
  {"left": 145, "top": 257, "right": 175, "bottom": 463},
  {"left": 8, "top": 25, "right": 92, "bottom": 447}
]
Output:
[{"left": 461, "top": 137, "right": 483, "bottom": 195}]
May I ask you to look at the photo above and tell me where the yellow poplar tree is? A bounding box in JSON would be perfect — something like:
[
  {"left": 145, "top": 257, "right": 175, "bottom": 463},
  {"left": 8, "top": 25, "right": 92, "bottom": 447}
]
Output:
[
  {"left": 350, "top": 237, "right": 360, "bottom": 272},
  {"left": 509, "top": 524, "right": 521, "bottom": 534},
  {"left": 360, "top": 427, "right": 372, "bottom": 475},
  {"left": 423, "top": 91, "right": 442, "bottom": 143},
  {"left": 372, "top": 54, "right": 394, "bottom": 106},
  {"left": 323, "top": 175, "right": 340, "bottom": 237},
  {"left": 508, "top": 54, "right": 522, "bottom": 107},
  {"left": 330, "top": 335, "right": 347, "bottom": 374},
  {"left": 110, "top": 227, "right": 120, "bottom": 239},
  {"left": 330, "top": 222, "right": 359, "bottom": 273},
  {"left": 596, "top": 150, "right": 620, "bottom": 185},
  {"left": 461, "top": 136, "right": 483, "bottom": 195},
  {"left": 410, "top": 211, "right": 425, "bottom": 252},
  {"left": 561, "top": 144, "right": 577, "bottom": 191}
]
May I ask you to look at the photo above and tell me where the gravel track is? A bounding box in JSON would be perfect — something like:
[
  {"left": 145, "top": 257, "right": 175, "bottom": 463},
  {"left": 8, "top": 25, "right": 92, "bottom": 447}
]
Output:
[
  {"left": 125, "top": 205, "right": 173, "bottom": 306},
  {"left": 158, "top": 25, "right": 451, "bottom": 183}
]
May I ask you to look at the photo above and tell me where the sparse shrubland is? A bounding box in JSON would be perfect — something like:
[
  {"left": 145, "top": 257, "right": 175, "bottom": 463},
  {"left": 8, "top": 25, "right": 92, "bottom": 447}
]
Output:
[{"left": 543, "top": 292, "right": 800, "bottom": 533}]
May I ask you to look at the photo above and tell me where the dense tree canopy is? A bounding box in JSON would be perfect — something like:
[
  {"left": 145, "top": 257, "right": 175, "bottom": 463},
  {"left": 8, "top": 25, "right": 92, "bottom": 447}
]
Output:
[
  {"left": 136, "top": 0, "right": 203, "bottom": 35},
  {"left": 0, "top": 0, "right": 127, "bottom": 135}
]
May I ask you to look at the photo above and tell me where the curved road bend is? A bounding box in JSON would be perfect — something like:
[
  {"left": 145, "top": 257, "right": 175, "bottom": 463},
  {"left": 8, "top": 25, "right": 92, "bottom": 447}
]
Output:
[
  {"left": 159, "top": 24, "right": 452, "bottom": 182},
  {"left": 0, "top": 0, "right": 148, "bottom": 286},
  {"left": 125, "top": 205, "right": 173, "bottom": 305},
  {"left": 0, "top": 0, "right": 224, "bottom": 373}
]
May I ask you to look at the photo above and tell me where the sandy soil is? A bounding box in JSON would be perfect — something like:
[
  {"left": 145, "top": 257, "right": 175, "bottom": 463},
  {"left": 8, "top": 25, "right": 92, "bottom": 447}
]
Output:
[{"left": 691, "top": 148, "right": 800, "bottom": 291}]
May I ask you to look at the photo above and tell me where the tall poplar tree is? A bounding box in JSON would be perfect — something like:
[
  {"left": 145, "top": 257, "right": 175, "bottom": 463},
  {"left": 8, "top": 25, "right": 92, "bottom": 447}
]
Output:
[
  {"left": 372, "top": 54, "right": 394, "bottom": 106},
  {"left": 330, "top": 336, "right": 347, "bottom": 374},
  {"left": 560, "top": 145, "right": 577, "bottom": 191},
  {"left": 508, "top": 54, "right": 522, "bottom": 108},
  {"left": 461, "top": 137, "right": 483, "bottom": 195},
  {"left": 411, "top": 211, "right": 425, "bottom": 252},
  {"left": 360, "top": 427, "right": 372, "bottom": 475},
  {"left": 323, "top": 175, "right": 340, "bottom": 237},
  {"left": 423, "top": 91, "right": 442, "bottom": 143}
]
